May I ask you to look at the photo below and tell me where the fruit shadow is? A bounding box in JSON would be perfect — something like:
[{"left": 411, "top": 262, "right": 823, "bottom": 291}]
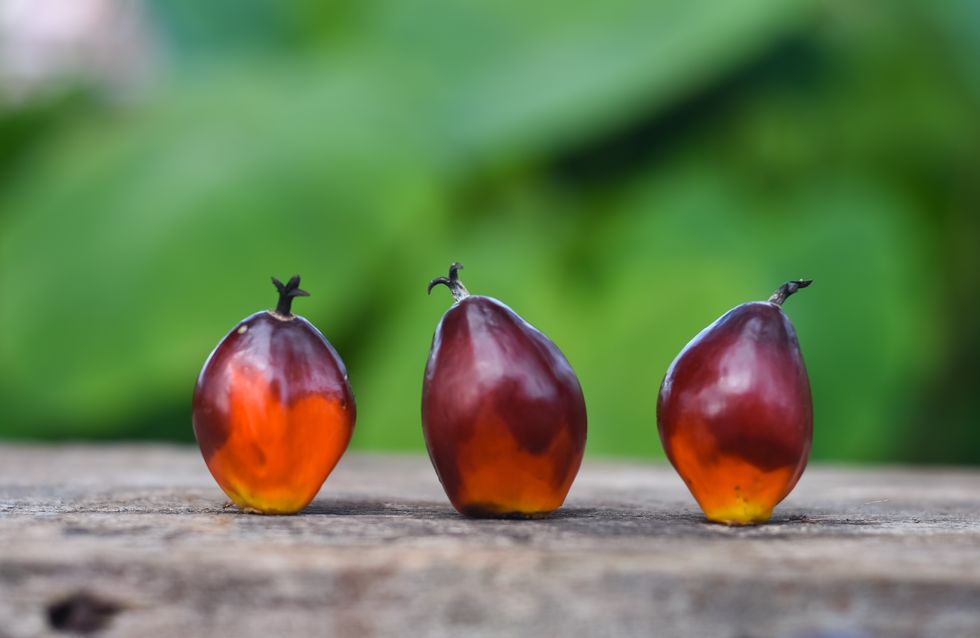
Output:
[
  {"left": 298, "top": 499, "right": 460, "bottom": 519},
  {"left": 229, "top": 501, "right": 880, "bottom": 540}
]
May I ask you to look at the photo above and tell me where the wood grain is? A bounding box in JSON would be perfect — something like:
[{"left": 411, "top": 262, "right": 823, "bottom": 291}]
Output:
[{"left": 1, "top": 445, "right": 978, "bottom": 637}]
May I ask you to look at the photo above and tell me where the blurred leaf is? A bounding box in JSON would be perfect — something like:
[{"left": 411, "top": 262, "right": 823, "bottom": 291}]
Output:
[
  {"left": 0, "top": 64, "right": 442, "bottom": 436},
  {"left": 360, "top": 0, "right": 818, "bottom": 167}
]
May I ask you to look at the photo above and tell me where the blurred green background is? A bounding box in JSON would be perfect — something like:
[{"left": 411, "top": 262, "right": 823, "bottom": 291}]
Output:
[{"left": 1, "top": 0, "right": 977, "bottom": 463}]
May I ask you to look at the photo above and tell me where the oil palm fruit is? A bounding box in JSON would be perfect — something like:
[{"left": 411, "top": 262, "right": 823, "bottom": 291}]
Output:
[
  {"left": 422, "top": 263, "right": 587, "bottom": 518},
  {"left": 192, "top": 275, "right": 355, "bottom": 514},
  {"left": 657, "top": 280, "right": 813, "bottom": 525}
]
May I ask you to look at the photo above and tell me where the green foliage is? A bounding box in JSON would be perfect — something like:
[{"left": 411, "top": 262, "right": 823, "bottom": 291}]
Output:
[{"left": 1, "top": 0, "right": 977, "bottom": 462}]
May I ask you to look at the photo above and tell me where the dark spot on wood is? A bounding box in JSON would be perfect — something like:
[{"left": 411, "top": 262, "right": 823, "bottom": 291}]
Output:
[
  {"left": 447, "top": 594, "right": 487, "bottom": 625},
  {"left": 47, "top": 592, "right": 120, "bottom": 634}
]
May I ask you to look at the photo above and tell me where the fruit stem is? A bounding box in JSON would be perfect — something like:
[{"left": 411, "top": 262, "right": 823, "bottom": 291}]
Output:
[
  {"left": 768, "top": 279, "right": 812, "bottom": 306},
  {"left": 271, "top": 275, "right": 310, "bottom": 317},
  {"left": 427, "top": 262, "right": 470, "bottom": 302}
]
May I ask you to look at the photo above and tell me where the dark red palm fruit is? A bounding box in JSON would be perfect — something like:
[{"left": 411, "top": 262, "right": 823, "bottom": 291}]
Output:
[
  {"left": 192, "top": 275, "right": 355, "bottom": 514},
  {"left": 422, "top": 263, "right": 587, "bottom": 519},
  {"left": 657, "top": 280, "right": 814, "bottom": 525}
]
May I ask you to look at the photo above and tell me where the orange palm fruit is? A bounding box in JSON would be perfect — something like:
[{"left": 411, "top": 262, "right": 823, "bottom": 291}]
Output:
[
  {"left": 657, "top": 280, "right": 813, "bottom": 525},
  {"left": 192, "top": 275, "right": 355, "bottom": 514}
]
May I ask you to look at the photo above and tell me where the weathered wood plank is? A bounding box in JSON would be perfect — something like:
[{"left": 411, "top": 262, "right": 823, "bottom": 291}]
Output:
[{"left": 1, "top": 445, "right": 979, "bottom": 637}]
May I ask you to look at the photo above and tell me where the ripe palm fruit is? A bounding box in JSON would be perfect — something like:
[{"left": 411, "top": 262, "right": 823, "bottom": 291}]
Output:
[
  {"left": 657, "top": 280, "right": 813, "bottom": 525},
  {"left": 192, "top": 275, "right": 355, "bottom": 514},
  {"left": 422, "top": 263, "right": 587, "bottom": 518}
]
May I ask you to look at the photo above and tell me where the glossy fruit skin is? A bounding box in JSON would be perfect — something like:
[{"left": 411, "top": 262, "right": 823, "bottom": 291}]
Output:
[
  {"left": 422, "top": 296, "right": 587, "bottom": 518},
  {"left": 657, "top": 301, "right": 812, "bottom": 525},
  {"left": 193, "top": 311, "right": 355, "bottom": 514}
]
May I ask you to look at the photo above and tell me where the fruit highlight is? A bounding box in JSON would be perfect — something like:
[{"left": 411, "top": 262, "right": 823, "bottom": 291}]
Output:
[
  {"left": 192, "top": 275, "right": 355, "bottom": 514},
  {"left": 422, "top": 263, "right": 587, "bottom": 518},
  {"left": 657, "top": 280, "right": 813, "bottom": 525}
]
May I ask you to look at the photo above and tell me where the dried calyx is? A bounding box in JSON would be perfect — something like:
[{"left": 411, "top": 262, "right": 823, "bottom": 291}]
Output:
[
  {"left": 427, "top": 262, "right": 470, "bottom": 302},
  {"left": 768, "top": 279, "right": 812, "bottom": 306},
  {"left": 271, "top": 275, "right": 309, "bottom": 317}
]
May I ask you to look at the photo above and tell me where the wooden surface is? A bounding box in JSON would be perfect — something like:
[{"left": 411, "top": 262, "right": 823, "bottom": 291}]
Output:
[{"left": 1, "top": 445, "right": 979, "bottom": 638}]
